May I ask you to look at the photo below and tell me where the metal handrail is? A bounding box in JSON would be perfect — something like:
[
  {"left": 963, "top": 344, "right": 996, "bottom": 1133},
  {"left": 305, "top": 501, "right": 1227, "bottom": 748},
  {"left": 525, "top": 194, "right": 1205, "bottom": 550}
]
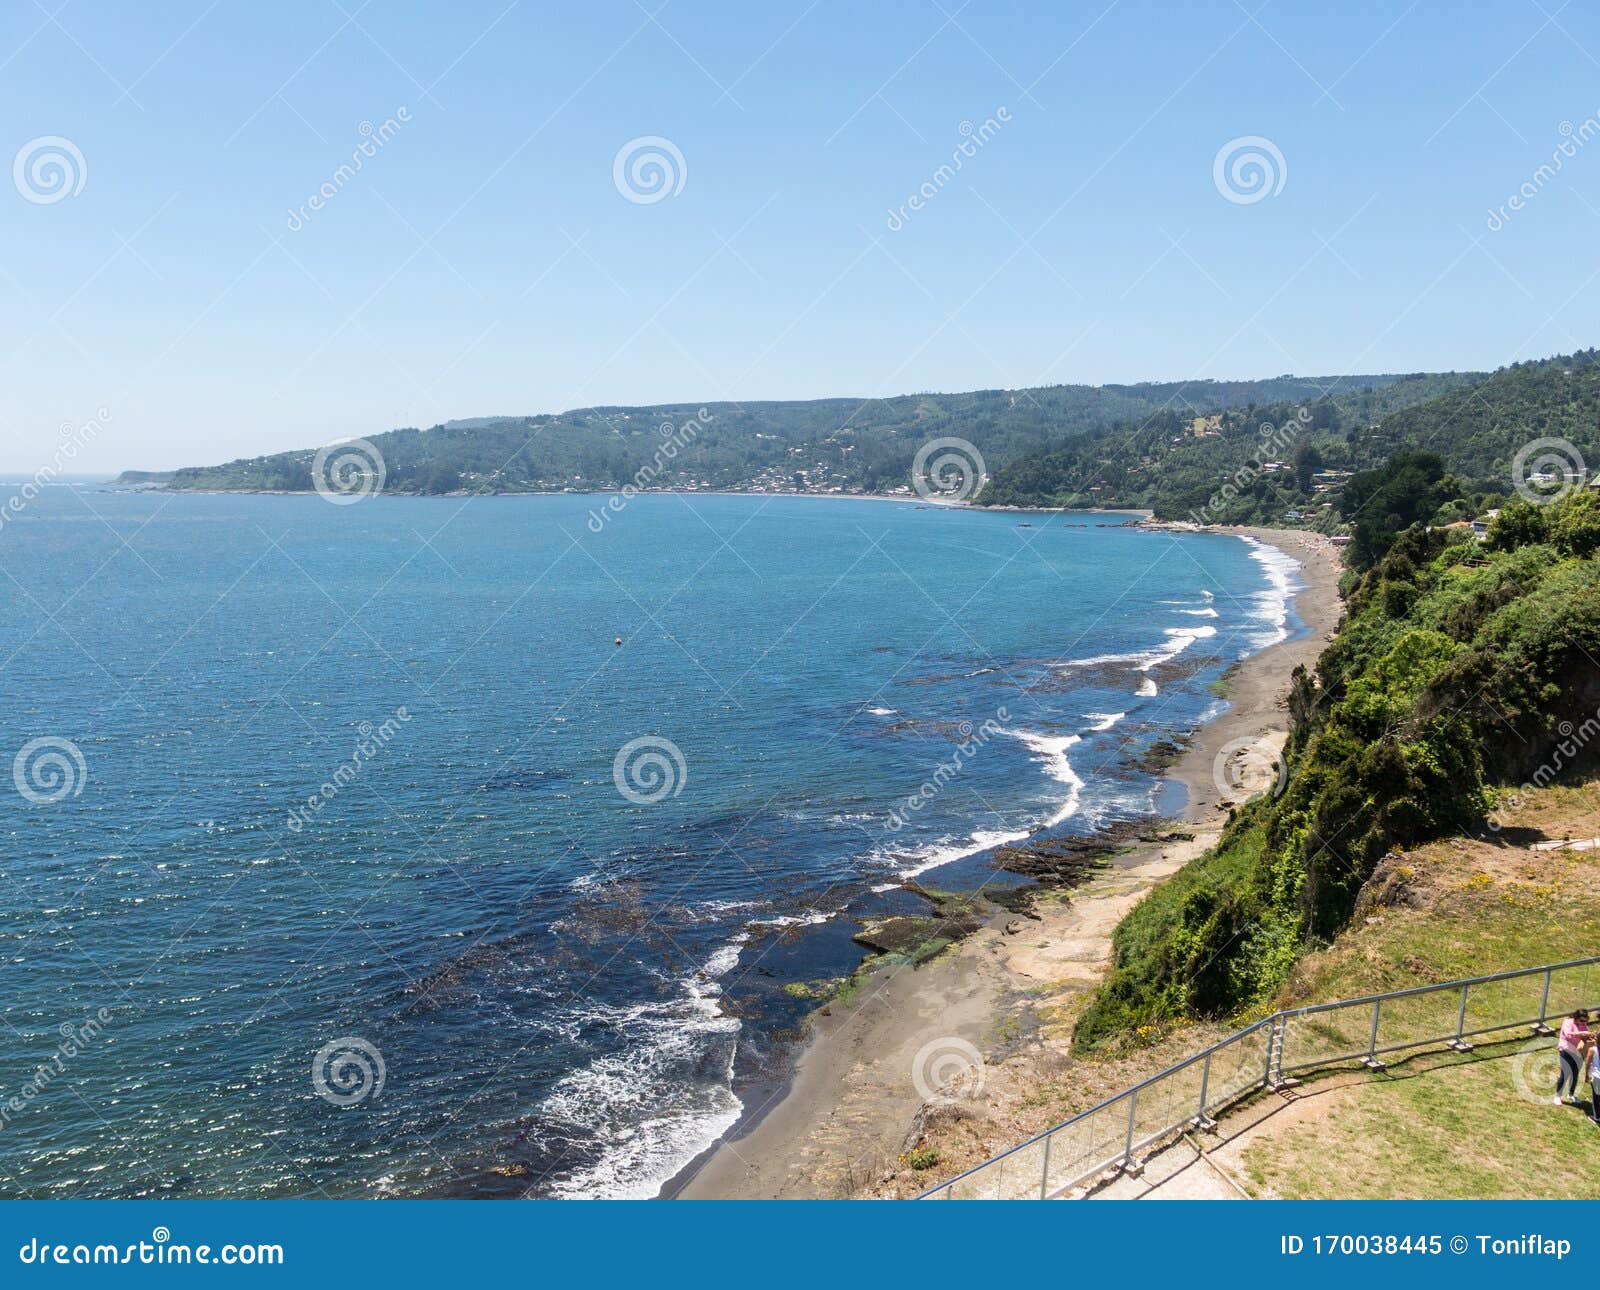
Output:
[
  {"left": 1280, "top": 956, "right": 1599, "bottom": 1015},
  {"left": 908, "top": 1016, "right": 1275, "bottom": 1187},
  {"left": 918, "top": 954, "right": 1600, "bottom": 1199}
]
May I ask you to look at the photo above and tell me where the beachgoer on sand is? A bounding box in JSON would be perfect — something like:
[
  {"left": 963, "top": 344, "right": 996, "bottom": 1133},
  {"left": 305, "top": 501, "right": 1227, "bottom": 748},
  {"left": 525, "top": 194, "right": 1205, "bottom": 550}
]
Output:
[{"left": 1556, "top": 1009, "right": 1591, "bottom": 1105}]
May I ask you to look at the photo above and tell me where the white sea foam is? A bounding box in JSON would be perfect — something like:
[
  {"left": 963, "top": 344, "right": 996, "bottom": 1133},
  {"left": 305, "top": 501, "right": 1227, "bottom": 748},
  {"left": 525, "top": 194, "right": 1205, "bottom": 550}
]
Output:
[
  {"left": 749, "top": 910, "right": 831, "bottom": 930},
  {"left": 1140, "top": 625, "right": 1216, "bottom": 671},
  {"left": 1062, "top": 647, "right": 1158, "bottom": 668},
  {"left": 868, "top": 826, "right": 1032, "bottom": 891},
  {"left": 689, "top": 898, "right": 764, "bottom": 919},
  {"left": 540, "top": 943, "right": 745, "bottom": 1200},
  {"left": 866, "top": 707, "right": 896, "bottom": 716},
  {"left": 1001, "top": 728, "right": 1084, "bottom": 826},
  {"left": 1062, "top": 624, "right": 1216, "bottom": 673},
  {"left": 1136, "top": 677, "right": 1158, "bottom": 697},
  {"left": 1238, "top": 535, "right": 1301, "bottom": 651},
  {"left": 1177, "top": 607, "right": 1219, "bottom": 617},
  {"left": 1083, "top": 711, "right": 1127, "bottom": 733},
  {"left": 697, "top": 941, "right": 745, "bottom": 979}
]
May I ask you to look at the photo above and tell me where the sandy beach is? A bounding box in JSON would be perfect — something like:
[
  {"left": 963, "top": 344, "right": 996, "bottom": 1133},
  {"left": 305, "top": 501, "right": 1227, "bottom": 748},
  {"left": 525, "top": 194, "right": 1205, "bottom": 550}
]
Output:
[{"left": 677, "top": 526, "right": 1345, "bottom": 1200}]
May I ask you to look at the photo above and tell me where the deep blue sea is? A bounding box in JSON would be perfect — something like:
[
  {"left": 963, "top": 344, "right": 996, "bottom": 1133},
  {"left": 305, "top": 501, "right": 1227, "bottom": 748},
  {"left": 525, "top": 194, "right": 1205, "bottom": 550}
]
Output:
[{"left": 0, "top": 485, "right": 1299, "bottom": 1198}]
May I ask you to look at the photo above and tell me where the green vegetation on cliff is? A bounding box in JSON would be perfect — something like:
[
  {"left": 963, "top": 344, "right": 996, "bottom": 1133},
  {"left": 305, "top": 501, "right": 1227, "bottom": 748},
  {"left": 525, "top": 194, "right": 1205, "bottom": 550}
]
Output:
[{"left": 1076, "top": 475, "right": 1600, "bottom": 1047}]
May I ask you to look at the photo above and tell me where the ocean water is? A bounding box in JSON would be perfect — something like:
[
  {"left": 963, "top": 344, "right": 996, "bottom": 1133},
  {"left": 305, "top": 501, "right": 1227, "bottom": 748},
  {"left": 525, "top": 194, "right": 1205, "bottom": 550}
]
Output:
[{"left": 0, "top": 486, "right": 1299, "bottom": 1199}]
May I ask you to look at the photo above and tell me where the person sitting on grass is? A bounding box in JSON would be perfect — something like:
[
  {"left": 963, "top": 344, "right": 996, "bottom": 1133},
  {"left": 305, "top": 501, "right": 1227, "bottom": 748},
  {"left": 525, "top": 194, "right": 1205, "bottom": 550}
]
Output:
[{"left": 1556, "top": 1009, "right": 1591, "bottom": 1105}]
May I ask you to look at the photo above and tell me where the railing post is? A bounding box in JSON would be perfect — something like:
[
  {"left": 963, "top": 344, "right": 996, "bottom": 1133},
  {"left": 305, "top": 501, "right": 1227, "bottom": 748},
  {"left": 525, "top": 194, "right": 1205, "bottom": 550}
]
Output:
[
  {"left": 1195, "top": 1051, "right": 1214, "bottom": 1129},
  {"left": 1121, "top": 1090, "right": 1142, "bottom": 1175},
  {"left": 1039, "top": 1131, "right": 1051, "bottom": 1200},
  {"left": 1266, "top": 1014, "right": 1285, "bottom": 1088},
  {"left": 1361, "top": 999, "right": 1386, "bottom": 1071},
  {"left": 1448, "top": 983, "right": 1473, "bottom": 1052},
  {"left": 1533, "top": 968, "right": 1555, "bottom": 1035}
]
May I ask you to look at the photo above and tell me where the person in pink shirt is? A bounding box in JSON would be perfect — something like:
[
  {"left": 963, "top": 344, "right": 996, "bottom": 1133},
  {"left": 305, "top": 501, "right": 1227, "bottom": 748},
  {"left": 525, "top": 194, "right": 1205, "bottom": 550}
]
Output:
[{"left": 1556, "top": 1009, "right": 1591, "bottom": 1105}]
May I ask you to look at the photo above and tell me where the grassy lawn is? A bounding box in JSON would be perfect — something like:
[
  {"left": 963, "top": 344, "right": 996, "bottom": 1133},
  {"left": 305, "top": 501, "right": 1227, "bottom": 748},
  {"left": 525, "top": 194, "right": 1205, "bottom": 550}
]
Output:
[
  {"left": 1237, "top": 779, "right": 1600, "bottom": 1198},
  {"left": 1275, "top": 806, "right": 1600, "bottom": 1011},
  {"left": 1241, "top": 1039, "right": 1600, "bottom": 1199}
]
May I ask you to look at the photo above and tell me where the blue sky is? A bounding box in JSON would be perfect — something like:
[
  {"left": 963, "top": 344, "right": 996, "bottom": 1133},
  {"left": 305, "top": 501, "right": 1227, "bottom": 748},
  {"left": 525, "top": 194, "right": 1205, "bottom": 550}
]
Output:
[{"left": 4, "top": 0, "right": 1599, "bottom": 471}]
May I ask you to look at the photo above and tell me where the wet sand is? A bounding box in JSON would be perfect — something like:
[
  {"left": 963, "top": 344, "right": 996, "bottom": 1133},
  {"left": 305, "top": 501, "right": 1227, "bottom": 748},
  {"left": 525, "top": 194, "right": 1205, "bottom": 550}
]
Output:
[{"left": 677, "top": 526, "right": 1344, "bottom": 1200}]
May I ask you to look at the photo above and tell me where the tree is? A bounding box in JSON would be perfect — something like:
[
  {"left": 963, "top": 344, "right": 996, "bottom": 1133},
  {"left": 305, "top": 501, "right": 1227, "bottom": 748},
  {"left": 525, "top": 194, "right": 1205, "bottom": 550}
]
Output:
[
  {"left": 418, "top": 461, "right": 462, "bottom": 494},
  {"left": 1293, "top": 442, "right": 1323, "bottom": 493},
  {"left": 1485, "top": 500, "right": 1550, "bottom": 552},
  {"left": 1551, "top": 489, "right": 1600, "bottom": 557},
  {"left": 1343, "top": 451, "right": 1462, "bottom": 571}
]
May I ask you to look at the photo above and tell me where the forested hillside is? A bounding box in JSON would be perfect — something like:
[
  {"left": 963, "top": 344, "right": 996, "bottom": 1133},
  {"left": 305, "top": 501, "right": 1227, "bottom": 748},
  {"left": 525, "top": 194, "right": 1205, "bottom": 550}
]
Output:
[
  {"left": 981, "top": 352, "right": 1600, "bottom": 527},
  {"left": 119, "top": 374, "right": 1410, "bottom": 495},
  {"left": 979, "top": 372, "right": 1487, "bottom": 519}
]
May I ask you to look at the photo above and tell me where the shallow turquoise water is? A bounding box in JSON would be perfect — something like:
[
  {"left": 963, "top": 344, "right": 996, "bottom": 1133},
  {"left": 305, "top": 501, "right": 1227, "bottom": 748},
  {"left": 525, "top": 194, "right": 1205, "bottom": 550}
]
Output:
[{"left": 0, "top": 487, "right": 1297, "bottom": 1197}]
